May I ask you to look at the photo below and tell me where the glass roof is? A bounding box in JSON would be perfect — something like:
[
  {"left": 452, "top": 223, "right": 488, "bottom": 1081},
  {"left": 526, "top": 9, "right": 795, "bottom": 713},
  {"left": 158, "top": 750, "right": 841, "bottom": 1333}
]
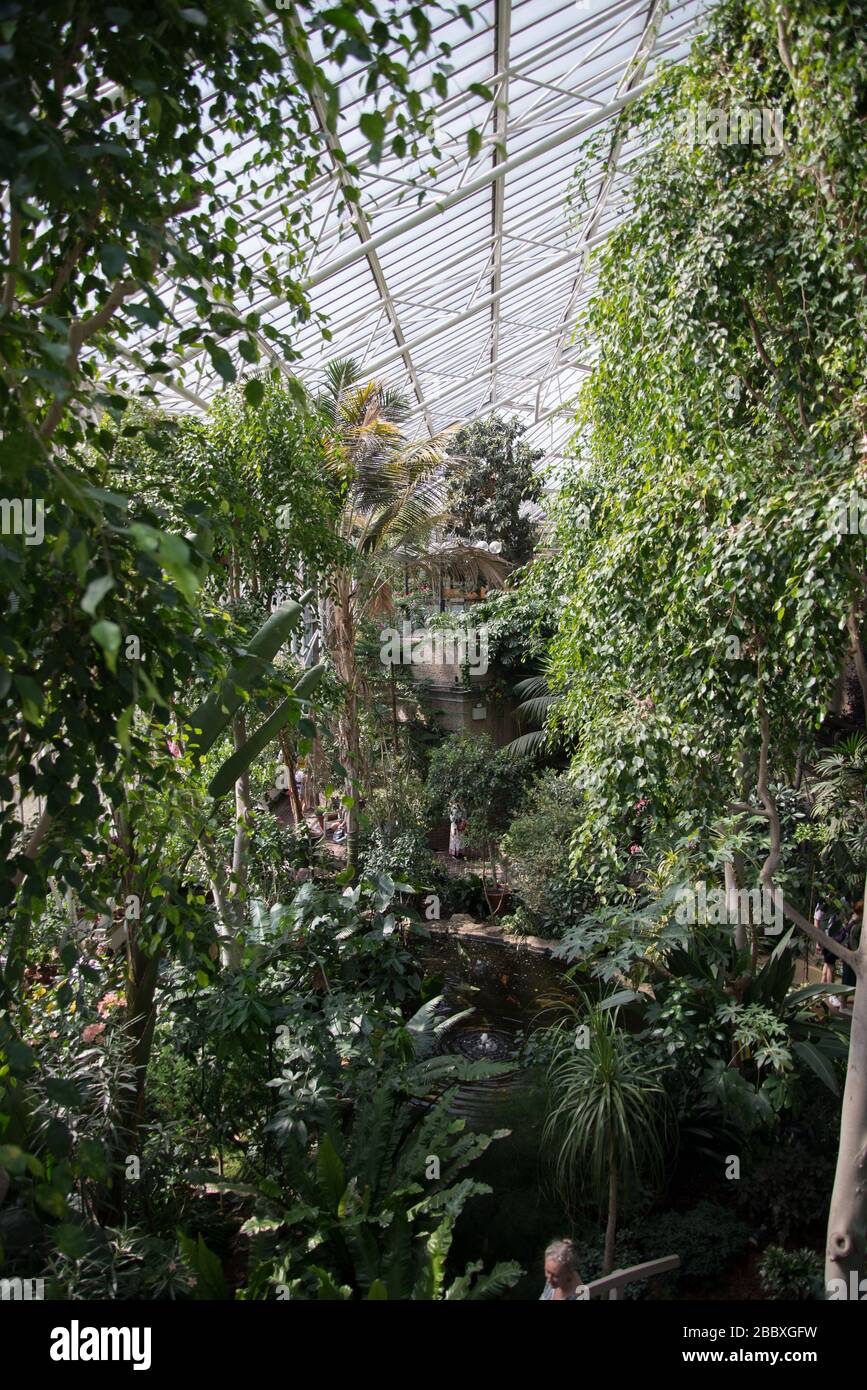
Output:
[{"left": 119, "top": 0, "right": 710, "bottom": 465}]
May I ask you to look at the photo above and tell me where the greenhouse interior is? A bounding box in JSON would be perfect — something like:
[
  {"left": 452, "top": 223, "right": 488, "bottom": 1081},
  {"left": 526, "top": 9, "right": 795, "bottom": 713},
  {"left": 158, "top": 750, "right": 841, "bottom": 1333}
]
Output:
[{"left": 1, "top": 0, "right": 867, "bottom": 1341}]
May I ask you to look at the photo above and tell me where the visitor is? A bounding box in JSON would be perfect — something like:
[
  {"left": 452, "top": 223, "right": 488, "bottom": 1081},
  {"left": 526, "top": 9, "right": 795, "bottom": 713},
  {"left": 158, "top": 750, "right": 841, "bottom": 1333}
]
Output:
[
  {"left": 448, "top": 800, "right": 467, "bottom": 859},
  {"left": 540, "top": 1239, "right": 585, "bottom": 1301},
  {"left": 816, "top": 895, "right": 849, "bottom": 1007},
  {"left": 841, "top": 899, "right": 862, "bottom": 996}
]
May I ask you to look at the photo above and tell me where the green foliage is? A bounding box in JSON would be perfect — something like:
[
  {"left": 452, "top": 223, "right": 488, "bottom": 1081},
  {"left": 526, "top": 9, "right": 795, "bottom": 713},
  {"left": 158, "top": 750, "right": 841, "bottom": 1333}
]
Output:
[
  {"left": 0, "top": 1, "right": 464, "bottom": 439},
  {"left": 425, "top": 734, "right": 526, "bottom": 856},
  {"left": 501, "top": 771, "right": 594, "bottom": 937},
  {"left": 734, "top": 1092, "right": 840, "bottom": 1242},
  {"left": 231, "top": 1075, "right": 522, "bottom": 1300},
  {"left": 758, "top": 1245, "right": 823, "bottom": 1300},
  {"left": 108, "top": 385, "right": 345, "bottom": 609},
  {"left": 543, "top": 999, "right": 673, "bottom": 1214},
  {"left": 578, "top": 1200, "right": 751, "bottom": 1296},
  {"left": 171, "top": 875, "right": 523, "bottom": 1300},
  {"left": 359, "top": 826, "right": 438, "bottom": 888},
  {"left": 640, "top": 1202, "right": 751, "bottom": 1287},
  {"left": 546, "top": 0, "right": 867, "bottom": 899},
  {"left": 445, "top": 415, "right": 543, "bottom": 565},
  {"left": 467, "top": 576, "right": 560, "bottom": 674},
  {"left": 811, "top": 735, "right": 867, "bottom": 871}
]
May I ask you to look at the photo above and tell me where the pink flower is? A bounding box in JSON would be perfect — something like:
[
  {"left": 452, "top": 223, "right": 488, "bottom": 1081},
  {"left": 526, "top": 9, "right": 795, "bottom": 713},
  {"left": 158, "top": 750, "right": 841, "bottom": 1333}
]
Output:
[
  {"left": 82, "top": 1023, "right": 106, "bottom": 1043},
  {"left": 629, "top": 843, "right": 642, "bottom": 856}
]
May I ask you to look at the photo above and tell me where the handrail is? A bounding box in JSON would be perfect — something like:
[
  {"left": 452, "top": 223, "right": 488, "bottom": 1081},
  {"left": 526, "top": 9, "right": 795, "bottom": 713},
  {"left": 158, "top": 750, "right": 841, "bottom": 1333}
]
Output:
[{"left": 580, "top": 1254, "right": 681, "bottom": 1301}]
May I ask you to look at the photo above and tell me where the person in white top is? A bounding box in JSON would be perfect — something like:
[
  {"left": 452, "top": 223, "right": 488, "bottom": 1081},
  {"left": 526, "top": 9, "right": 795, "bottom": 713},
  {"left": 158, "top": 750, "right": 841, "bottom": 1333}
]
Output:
[{"left": 448, "top": 800, "right": 466, "bottom": 859}]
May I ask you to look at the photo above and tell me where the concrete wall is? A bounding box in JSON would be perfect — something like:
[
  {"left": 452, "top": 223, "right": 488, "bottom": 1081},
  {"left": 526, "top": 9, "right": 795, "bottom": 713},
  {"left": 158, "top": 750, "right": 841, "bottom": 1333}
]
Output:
[{"left": 409, "top": 658, "right": 518, "bottom": 747}]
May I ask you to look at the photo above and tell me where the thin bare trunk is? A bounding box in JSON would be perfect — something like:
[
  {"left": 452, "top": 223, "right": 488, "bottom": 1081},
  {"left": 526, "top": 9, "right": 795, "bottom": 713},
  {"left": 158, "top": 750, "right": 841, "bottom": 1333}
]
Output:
[
  {"left": 825, "top": 891, "right": 867, "bottom": 1296},
  {"left": 751, "top": 719, "right": 866, "bottom": 1295},
  {"left": 279, "top": 730, "right": 305, "bottom": 826},
  {"left": 390, "top": 662, "right": 399, "bottom": 756},
  {"left": 847, "top": 605, "right": 867, "bottom": 719},
  {"left": 331, "top": 577, "right": 361, "bottom": 875},
  {"left": 603, "top": 1162, "right": 618, "bottom": 1281},
  {"left": 231, "top": 714, "right": 252, "bottom": 893}
]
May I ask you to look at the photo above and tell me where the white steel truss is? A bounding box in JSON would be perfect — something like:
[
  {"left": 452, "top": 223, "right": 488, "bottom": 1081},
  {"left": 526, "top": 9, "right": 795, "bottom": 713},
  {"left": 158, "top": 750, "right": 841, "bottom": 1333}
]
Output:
[{"left": 115, "top": 0, "right": 711, "bottom": 465}]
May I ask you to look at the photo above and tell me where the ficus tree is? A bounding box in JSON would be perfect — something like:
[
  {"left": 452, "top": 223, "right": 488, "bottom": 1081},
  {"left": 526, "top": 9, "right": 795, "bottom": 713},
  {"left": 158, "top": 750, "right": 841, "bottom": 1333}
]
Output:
[
  {"left": 1, "top": 0, "right": 476, "bottom": 943},
  {"left": 445, "top": 414, "right": 543, "bottom": 566},
  {"left": 1, "top": 0, "right": 477, "bottom": 1226},
  {"left": 547, "top": 0, "right": 867, "bottom": 1292}
]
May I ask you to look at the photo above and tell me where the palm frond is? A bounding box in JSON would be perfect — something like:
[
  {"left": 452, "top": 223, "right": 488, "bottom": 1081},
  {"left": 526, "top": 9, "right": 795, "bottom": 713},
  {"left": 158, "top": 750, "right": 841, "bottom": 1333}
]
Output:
[{"left": 502, "top": 729, "right": 549, "bottom": 759}]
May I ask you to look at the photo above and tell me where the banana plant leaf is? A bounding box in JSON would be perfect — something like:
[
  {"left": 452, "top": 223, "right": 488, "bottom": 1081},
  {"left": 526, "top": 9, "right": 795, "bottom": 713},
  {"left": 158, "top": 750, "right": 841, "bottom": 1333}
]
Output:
[
  {"left": 186, "top": 600, "right": 305, "bottom": 759},
  {"left": 207, "top": 663, "right": 325, "bottom": 799}
]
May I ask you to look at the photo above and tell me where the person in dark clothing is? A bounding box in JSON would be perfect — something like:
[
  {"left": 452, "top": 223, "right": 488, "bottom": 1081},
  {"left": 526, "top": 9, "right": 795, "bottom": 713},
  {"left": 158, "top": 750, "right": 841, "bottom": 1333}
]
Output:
[
  {"left": 841, "top": 900, "right": 862, "bottom": 992},
  {"left": 815, "top": 898, "right": 848, "bottom": 987}
]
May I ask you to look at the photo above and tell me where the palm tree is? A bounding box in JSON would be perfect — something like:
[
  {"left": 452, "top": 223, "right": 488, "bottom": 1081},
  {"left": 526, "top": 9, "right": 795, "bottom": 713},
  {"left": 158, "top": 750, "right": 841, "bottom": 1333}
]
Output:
[
  {"left": 543, "top": 999, "right": 671, "bottom": 1280},
  {"left": 503, "top": 662, "right": 565, "bottom": 760},
  {"left": 811, "top": 733, "right": 867, "bottom": 865},
  {"left": 315, "top": 359, "right": 504, "bottom": 871}
]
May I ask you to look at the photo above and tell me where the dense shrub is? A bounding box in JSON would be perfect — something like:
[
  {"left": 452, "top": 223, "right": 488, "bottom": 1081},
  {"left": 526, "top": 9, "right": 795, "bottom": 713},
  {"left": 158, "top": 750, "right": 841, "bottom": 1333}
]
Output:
[
  {"left": 425, "top": 734, "right": 525, "bottom": 859},
  {"left": 500, "top": 770, "right": 594, "bottom": 937},
  {"left": 758, "top": 1246, "right": 823, "bottom": 1301},
  {"left": 734, "top": 1134, "right": 838, "bottom": 1243},
  {"left": 358, "top": 825, "right": 439, "bottom": 887},
  {"left": 638, "top": 1202, "right": 751, "bottom": 1286}
]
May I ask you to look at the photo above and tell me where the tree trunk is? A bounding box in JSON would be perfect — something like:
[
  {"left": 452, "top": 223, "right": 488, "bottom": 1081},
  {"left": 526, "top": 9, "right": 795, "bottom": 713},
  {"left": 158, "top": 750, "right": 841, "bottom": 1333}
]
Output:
[
  {"left": 603, "top": 1162, "right": 618, "bottom": 1281},
  {"left": 231, "top": 714, "right": 252, "bottom": 893},
  {"left": 825, "top": 895, "right": 867, "bottom": 1297},
  {"left": 279, "top": 730, "right": 305, "bottom": 827},
  {"left": 389, "top": 662, "right": 399, "bottom": 756},
  {"left": 847, "top": 605, "right": 867, "bottom": 721},
  {"left": 341, "top": 684, "right": 360, "bottom": 875},
  {"left": 4, "top": 803, "right": 56, "bottom": 998},
  {"left": 331, "top": 578, "right": 361, "bottom": 876},
  {"left": 745, "top": 712, "right": 867, "bottom": 1298},
  {"left": 204, "top": 837, "right": 243, "bottom": 970},
  {"left": 106, "top": 917, "right": 161, "bottom": 1220}
]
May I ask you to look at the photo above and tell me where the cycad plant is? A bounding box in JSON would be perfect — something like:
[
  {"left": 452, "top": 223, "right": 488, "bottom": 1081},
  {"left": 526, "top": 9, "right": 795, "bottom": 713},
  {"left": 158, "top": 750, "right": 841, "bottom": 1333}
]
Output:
[{"left": 543, "top": 999, "right": 672, "bottom": 1278}]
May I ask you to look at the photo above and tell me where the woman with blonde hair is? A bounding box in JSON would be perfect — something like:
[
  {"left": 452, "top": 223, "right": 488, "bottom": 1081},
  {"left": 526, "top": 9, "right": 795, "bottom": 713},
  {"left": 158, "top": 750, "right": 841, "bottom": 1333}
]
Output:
[{"left": 540, "top": 1239, "right": 585, "bottom": 1300}]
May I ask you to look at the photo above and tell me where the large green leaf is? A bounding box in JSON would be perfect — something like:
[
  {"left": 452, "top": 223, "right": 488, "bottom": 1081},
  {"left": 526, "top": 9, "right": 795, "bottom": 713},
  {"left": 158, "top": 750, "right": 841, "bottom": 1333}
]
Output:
[
  {"left": 315, "top": 1133, "right": 346, "bottom": 1214},
  {"left": 792, "top": 1040, "right": 840, "bottom": 1097},
  {"left": 207, "top": 663, "right": 325, "bottom": 798},
  {"left": 187, "top": 601, "right": 303, "bottom": 757},
  {"left": 178, "top": 1230, "right": 229, "bottom": 1300}
]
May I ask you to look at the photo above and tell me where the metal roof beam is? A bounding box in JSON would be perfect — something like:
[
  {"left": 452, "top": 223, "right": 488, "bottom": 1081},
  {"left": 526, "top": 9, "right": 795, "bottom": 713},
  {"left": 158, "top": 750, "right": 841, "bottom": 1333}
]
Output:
[
  {"left": 283, "top": 3, "right": 436, "bottom": 436},
  {"left": 533, "top": 0, "right": 670, "bottom": 421},
  {"left": 489, "top": 0, "right": 511, "bottom": 406}
]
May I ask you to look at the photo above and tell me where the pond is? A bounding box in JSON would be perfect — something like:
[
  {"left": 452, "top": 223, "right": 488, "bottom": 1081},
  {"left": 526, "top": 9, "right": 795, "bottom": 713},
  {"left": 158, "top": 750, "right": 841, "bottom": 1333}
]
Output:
[
  {"left": 418, "top": 931, "right": 575, "bottom": 1297},
  {"left": 419, "top": 932, "right": 571, "bottom": 1115}
]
